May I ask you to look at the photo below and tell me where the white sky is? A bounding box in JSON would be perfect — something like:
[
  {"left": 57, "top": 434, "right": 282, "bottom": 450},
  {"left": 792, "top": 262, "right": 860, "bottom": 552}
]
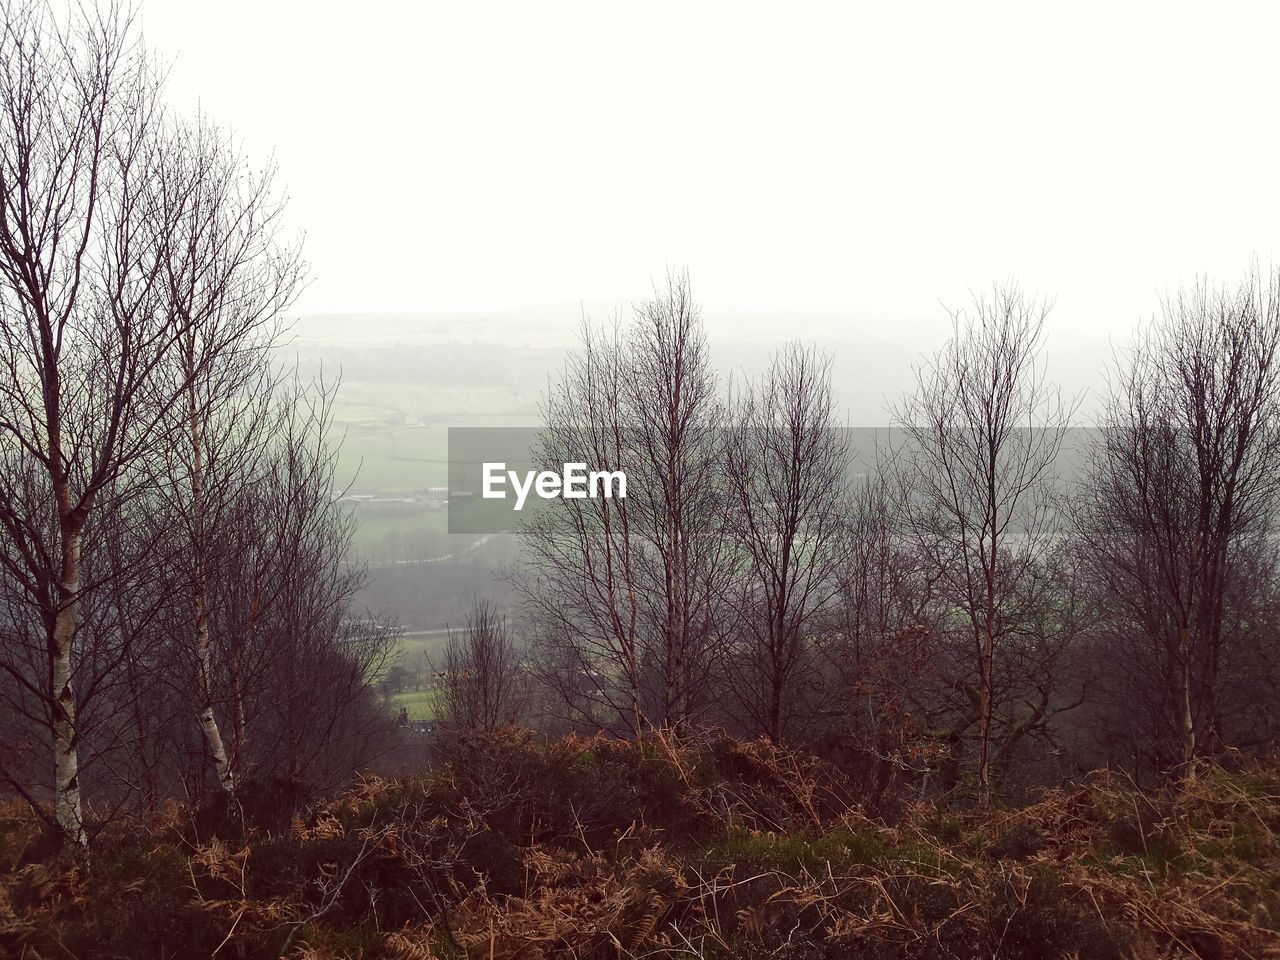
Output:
[{"left": 139, "top": 0, "right": 1280, "bottom": 347}]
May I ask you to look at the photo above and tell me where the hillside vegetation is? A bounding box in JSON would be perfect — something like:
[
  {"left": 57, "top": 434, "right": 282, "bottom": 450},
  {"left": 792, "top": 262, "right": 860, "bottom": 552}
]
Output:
[{"left": 2, "top": 731, "right": 1277, "bottom": 959}]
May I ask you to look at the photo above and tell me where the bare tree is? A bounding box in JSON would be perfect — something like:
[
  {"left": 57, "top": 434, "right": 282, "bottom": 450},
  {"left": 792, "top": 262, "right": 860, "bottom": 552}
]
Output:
[
  {"left": 215, "top": 375, "right": 396, "bottom": 793},
  {"left": 0, "top": 3, "right": 397, "bottom": 837},
  {"left": 722, "top": 343, "right": 848, "bottom": 742},
  {"left": 520, "top": 273, "right": 732, "bottom": 734},
  {"left": 892, "top": 284, "right": 1071, "bottom": 809},
  {"left": 122, "top": 375, "right": 398, "bottom": 802},
  {"left": 152, "top": 114, "right": 302, "bottom": 800},
  {"left": 824, "top": 467, "right": 946, "bottom": 803},
  {"left": 0, "top": 1, "right": 186, "bottom": 849},
  {"left": 622, "top": 274, "right": 732, "bottom": 730},
  {"left": 1079, "top": 267, "right": 1280, "bottom": 776},
  {"left": 436, "top": 599, "right": 527, "bottom": 732},
  {"left": 519, "top": 319, "right": 645, "bottom": 735}
]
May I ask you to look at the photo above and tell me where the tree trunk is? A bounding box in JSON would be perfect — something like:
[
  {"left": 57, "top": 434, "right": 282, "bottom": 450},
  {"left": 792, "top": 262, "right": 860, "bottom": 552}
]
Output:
[
  {"left": 768, "top": 672, "right": 783, "bottom": 744},
  {"left": 189, "top": 386, "right": 235, "bottom": 798},
  {"left": 229, "top": 636, "right": 246, "bottom": 782},
  {"left": 196, "top": 599, "right": 235, "bottom": 796},
  {"left": 977, "top": 623, "right": 995, "bottom": 810},
  {"left": 1179, "top": 622, "right": 1196, "bottom": 773},
  {"left": 51, "top": 510, "right": 86, "bottom": 850}
]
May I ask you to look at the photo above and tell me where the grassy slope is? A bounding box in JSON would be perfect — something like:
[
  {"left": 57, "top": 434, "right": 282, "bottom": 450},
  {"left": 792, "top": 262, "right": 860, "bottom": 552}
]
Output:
[{"left": 2, "top": 733, "right": 1276, "bottom": 959}]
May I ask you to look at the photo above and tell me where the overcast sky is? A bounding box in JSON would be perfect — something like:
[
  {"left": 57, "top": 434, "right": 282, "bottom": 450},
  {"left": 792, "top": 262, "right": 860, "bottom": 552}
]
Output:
[{"left": 139, "top": 1, "right": 1280, "bottom": 348}]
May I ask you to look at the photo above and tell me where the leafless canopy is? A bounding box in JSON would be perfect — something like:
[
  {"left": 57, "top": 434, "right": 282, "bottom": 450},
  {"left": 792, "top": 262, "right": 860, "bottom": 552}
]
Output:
[
  {"left": 436, "top": 599, "right": 527, "bottom": 733},
  {"left": 722, "top": 342, "right": 849, "bottom": 742},
  {"left": 518, "top": 272, "right": 732, "bottom": 735},
  {"left": 1079, "top": 266, "right": 1280, "bottom": 777},
  {"left": 892, "top": 283, "right": 1073, "bottom": 808}
]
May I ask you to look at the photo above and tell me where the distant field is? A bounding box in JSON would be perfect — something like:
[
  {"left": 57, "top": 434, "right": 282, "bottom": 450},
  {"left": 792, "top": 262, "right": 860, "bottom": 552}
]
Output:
[
  {"left": 333, "top": 382, "right": 546, "bottom": 423},
  {"left": 338, "top": 425, "right": 449, "bottom": 491},
  {"left": 397, "top": 629, "right": 450, "bottom": 669},
  {"left": 387, "top": 630, "right": 450, "bottom": 720},
  {"left": 288, "top": 332, "right": 546, "bottom": 660},
  {"left": 349, "top": 504, "right": 450, "bottom": 555},
  {"left": 357, "top": 563, "right": 515, "bottom": 637},
  {"left": 389, "top": 688, "right": 437, "bottom": 722}
]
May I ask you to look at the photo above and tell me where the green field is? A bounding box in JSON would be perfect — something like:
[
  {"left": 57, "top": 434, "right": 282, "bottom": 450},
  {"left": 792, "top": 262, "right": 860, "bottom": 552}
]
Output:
[
  {"left": 349, "top": 504, "right": 450, "bottom": 555},
  {"left": 390, "top": 688, "right": 438, "bottom": 721},
  {"left": 385, "top": 631, "right": 450, "bottom": 721},
  {"left": 294, "top": 333, "right": 543, "bottom": 671},
  {"left": 397, "top": 629, "right": 450, "bottom": 668},
  {"left": 337, "top": 425, "right": 449, "bottom": 491}
]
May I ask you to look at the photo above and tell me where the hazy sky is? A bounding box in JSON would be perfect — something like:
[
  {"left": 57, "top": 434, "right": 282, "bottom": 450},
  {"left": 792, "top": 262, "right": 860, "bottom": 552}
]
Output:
[{"left": 140, "top": 1, "right": 1280, "bottom": 346}]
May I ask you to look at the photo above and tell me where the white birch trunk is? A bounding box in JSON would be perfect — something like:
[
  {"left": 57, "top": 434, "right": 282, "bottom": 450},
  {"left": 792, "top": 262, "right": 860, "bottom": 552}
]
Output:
[
  {"left": 196, "top": 607, "right": 236, "bottom": 796},
  {"left": 189, "top": 382, "right": 235, "bottom": 797},
  {"left": 1180, "top": 623, "right": 1196, "bottom": 774},
  {"left": 52, "top": 521, "right": 87, "bottom": 849}
]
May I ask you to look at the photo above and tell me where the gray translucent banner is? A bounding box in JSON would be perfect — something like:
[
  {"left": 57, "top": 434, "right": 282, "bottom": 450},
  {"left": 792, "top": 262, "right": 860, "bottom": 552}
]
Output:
[{"left": 447, "top": 427, "right": 1096, "bottom": 534}]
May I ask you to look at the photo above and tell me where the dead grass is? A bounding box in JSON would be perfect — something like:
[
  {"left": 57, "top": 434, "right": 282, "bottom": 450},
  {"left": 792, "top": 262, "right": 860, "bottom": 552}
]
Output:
[{"left": 1, "top": 734, "right": 1277, "bottom": 958}]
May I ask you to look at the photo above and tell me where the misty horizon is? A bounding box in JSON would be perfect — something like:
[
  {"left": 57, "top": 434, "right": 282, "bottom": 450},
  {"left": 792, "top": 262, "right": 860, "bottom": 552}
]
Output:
[{"left": 287, "top": 299, "right": 1116, "bottom": 429}]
